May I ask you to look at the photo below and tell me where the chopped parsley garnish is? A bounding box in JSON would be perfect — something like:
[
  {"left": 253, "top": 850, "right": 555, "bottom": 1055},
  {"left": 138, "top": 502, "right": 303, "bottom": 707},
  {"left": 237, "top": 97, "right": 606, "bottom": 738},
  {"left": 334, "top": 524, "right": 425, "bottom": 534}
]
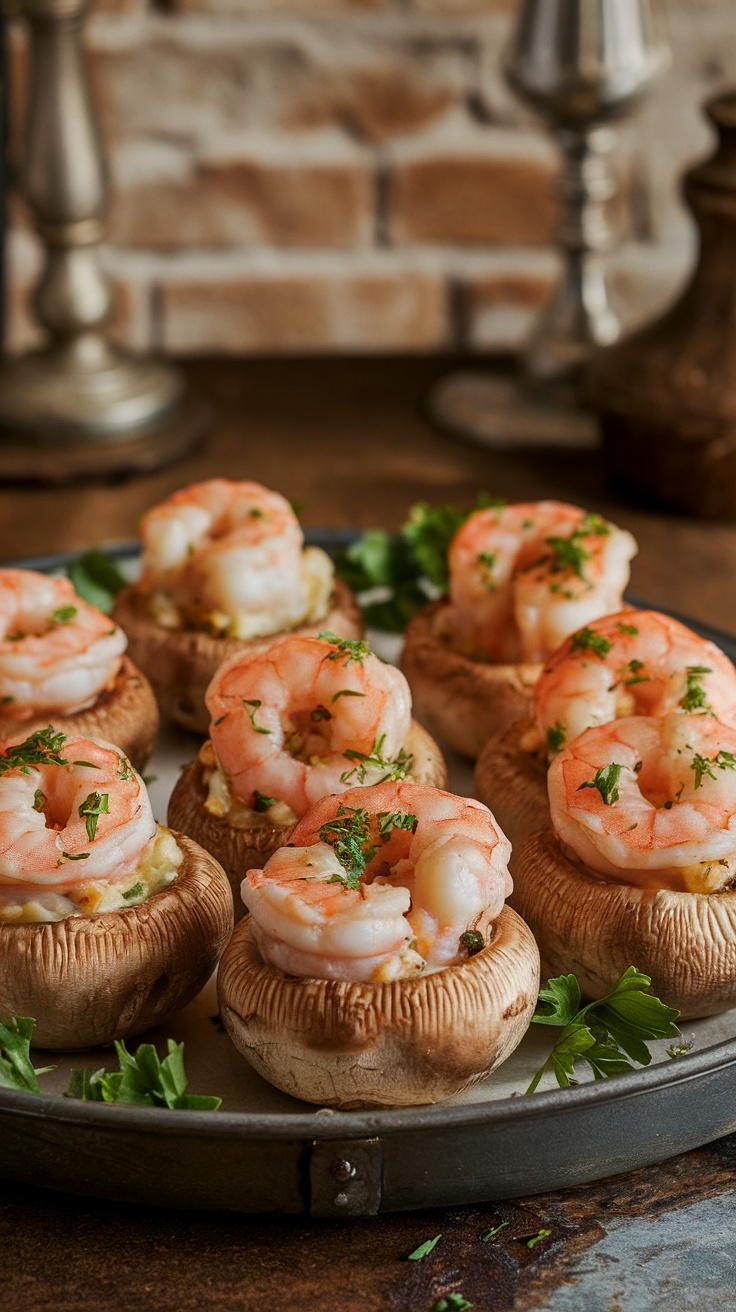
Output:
[
  {"left": 690, "top": 749, "right": 736, "bottom": 789},
  {"left": 67, "top": 1038, "right": 221, "bottom": 1110},
  {"left": 340, "top": 734, "right": 413, "bottom": 785},
  {"left": 48, "top": 605, "right": 77, "bottom": 626},
  {"left": 430, "top": 1296, "right": 474, "bottom": 1312},
  {"left": 319, "top": 805, "right": 417, "bottom": 889},
  {"left": 122, "top": 882, "right": 144, "bottom": 901},
  {"left": 407, "top": 1234, "right": 441, "bottom": 1261},
  {"left": 117, "top": 756, "right": 133, "bottom": 781},
  {"left": 253, "top": 790, "right": 276, "bottom": 812},
  {"left": 681, "top": 666, "right": 713, "bottom": 714},
  {"left": 579, "top": 512, "right": 610, "bottom": 537},
  {"left": 477, "top": 551, "right": 497, "bottom": 591},
  {"left": 0, "top": 726, "right": 68, "bottom": 776},
  {"left": 318, "top": 634, "right": 372, "bottom": 667},
  {"left": 570, "top": 627, "right": 612, "bottom": 658},
  {"left": 546, "top": 723, "right": 566, "bottom": 756},
  {"left": 622, "top": 658, "right": 650, "bottom": 686},
  {"left": 617, "top": 622, "right": 639, "bottom": 636},
  {"left": 481, "top": 1222, "right": 509, "bottom": 1242},
  {"left": 66, "top": 550, "right": 127, "bottom": 614},
  {"left": 1, "top": 696, "right": 14, "bottom": 703},
  {"left": 525, "top": 967, "right": 680, "bottom": 1094},
  {"left": 310, "top": 704, "right": 332, "bottom": 723},
  {"left": 32, "top": 788, "right": 46, "bottom": 813},
  {"left": 544, "top": 533, "right": 589, "bottom": 581},
  {"left": 459, "top": 929, "right": 484, "bottom": 955},
  {"left": 248, "top": 507, "right": 265, "bottom": 519},
  {"left": 78, "top": 790, "right": 109, "bottom": 842},
  {"left": 331, "top": 689, "right": 366, "bottom": 703},
  {"left": 243, "top": 699, "right": 271, "bottom": 735},
  {"left": 577, "top": 762, "right": 623, "bottom": 806},
  {"left": 57, "top": 851, "right": 90, "bottom": 864},
  {"left": 0, "top": 1017, "right": 53, "bottom": 1093},
  {"left": 526, "top": 1229, "right": 552, "bottom": 1250}
]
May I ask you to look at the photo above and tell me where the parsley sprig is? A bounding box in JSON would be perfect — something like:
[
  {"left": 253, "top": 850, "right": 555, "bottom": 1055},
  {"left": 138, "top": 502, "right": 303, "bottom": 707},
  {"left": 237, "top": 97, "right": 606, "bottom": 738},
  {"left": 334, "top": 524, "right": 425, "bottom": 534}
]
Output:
[
  {"left": 68, "top": 1038, "right": 221, "bottom": 1111},
  {"left": 333, "top": 495, "right": 496, "bottom": 633},
  {"left": 339, "top": 733, "right": 413, "bottom": 785},
  {"left": 0, "top": 1017, "right": 53, "bottom": 1093},
  {"left": 66, "top": 549, "right": 127, "bottom": 614},
  {"left": 78, "top": 790, "right": 109, "bottom": 842},
  {"left": 681, "top": 666, "right": 713, "bottom": 714},
  {"left": 570, "top": 627, "right": 612, "bottom": 658},
  {"left": 577, "top": 762, "right": 623, "bottom": 806},
  {"left": 525, "top": 968, "right": 681, "bottom": 1095},
  {"left": 319, "top": 804, "right": 417, "bottom": 889},
  {"left": 318, "top": 633, "right": 373, "bottom": 666},
  {"left": 690, "top": 749, "right": 736, "bottom": 789}
]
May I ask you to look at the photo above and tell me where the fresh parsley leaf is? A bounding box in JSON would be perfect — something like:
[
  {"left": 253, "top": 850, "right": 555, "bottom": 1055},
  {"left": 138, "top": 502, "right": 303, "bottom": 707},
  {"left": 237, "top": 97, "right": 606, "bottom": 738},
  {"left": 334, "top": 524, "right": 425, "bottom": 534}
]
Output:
[
  {"left": 121, "top": 882, "right": 144, "bottom": 902},
  {"left": 318, "top": 634, "right": 372, "bottom": 666},
  {"left": 78, "top": 790, "right": 109, "bottom": 842},
  {"left": 0, "top": 1017, "right": 53, "bottom": 1093},
  {"left": 570, "top": 627, "right": 612, "bottom": 658},
  {"left": 577, "top": 762, "right": 623, "bottom": 806},
  {"left": 253, "top": 790, "right": 277, "bottom": 812},
  {"left": 340, "top": 734, "right": 413, "bottom": 785},
  {"left": 407, "top": 1234, "right": 441, "bottom": 1261},
  {"left": 48, "top": 605, "right": 77, "bottom": 626},
  {"left": 525, "top": 967, "right": 681, "bottom": 1095},
  {"left": 67, "top": 1038, "right": 221, "bottom": 1111},
  {"left": 243, "top": 699, "right": 271, "bottom": 735},
  {"left": 67, "top": 549, "right": 127, "bottom": 615},
  {"left": 546, "top": 723, "right": 565, "bottom": 756},
  {"left": 681, "top": 665, "right": 713, "bottom": 714},
  {"left": 0, "top": 726, "right": 68, "bottom": 776},
  {"left": 690, "top": 750, "right": 736, "bottom": 789}
]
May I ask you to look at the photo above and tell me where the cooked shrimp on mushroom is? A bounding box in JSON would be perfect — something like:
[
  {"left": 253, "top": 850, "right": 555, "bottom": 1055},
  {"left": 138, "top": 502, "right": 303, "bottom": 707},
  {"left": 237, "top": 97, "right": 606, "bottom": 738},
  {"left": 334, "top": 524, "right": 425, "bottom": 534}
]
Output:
[
  {"left": 0, "top": 727, "right": 177, "bottom": 921},
  {"left": 0, "top": 570, "right": 127, "bottom": 721},
  {"left": 241, "top": 780, "right": 513, "bottom": 982},
  {"left": 548, "top": 712, "right": 736, "bottom": 893},
  {"left": 441, "top": 501, "right": 637, "bottom": 663},
  {"left": 535, "top": 608, "right": 736, "bottom": 756},
  {"left": 205, "top": 633, "right": 413, "bottom": 821},
  {"left": 137, "top": 478, "right": 333, "bottom": 640}
]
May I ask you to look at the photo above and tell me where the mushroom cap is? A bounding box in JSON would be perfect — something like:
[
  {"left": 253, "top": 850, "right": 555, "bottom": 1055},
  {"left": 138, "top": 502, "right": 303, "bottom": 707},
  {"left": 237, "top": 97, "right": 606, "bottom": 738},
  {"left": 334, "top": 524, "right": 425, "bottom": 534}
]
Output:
[
  {"left": 217, "top": 906, "right": 540, "bottom": 1107},
  {"left": 0, "top": 832, "right": 233, "bottom": 1049},
  {"left": 112, "top": 578, "right": 363, "bottom": 734},
  {"left": 401, "top": 600, "right": 541, "bottom": 759},
  {"left": 474, "top": 719, "right": 549, "bottom": 868},
  {"left": 513, "top": 828, "right": 736, "bottom": 1018},
  {"left": 0, "top": 655, "right": 159, "bottom": 772},
  {"left": 167, "top": 718, "right": 449, "bottom": 919}
]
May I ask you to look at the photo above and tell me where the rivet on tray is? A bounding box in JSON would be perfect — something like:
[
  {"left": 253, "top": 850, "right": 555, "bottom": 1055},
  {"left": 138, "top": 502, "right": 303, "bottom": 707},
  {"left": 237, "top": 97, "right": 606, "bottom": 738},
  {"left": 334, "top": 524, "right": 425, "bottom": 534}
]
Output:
[
  {"left": 331, "top": 1158, "right": 356, "bottom": 1183},
  {"left": 333, "top": 1191, "right": 350, "bottom": 1207}
]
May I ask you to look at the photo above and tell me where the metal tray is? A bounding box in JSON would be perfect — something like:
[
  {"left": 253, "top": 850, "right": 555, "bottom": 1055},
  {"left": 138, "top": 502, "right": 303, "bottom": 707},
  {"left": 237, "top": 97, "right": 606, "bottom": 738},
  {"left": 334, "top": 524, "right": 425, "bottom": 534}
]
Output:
[{"left": 2, "top": 536, "right": 736, "bottom": 1217}]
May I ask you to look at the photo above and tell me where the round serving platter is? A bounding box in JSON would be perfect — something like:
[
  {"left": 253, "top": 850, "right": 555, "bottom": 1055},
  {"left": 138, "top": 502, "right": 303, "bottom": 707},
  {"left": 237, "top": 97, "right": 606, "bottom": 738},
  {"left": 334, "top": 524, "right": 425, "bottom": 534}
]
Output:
[{"left": 2, "top": 534, "right": 736, "bottom": 1217}]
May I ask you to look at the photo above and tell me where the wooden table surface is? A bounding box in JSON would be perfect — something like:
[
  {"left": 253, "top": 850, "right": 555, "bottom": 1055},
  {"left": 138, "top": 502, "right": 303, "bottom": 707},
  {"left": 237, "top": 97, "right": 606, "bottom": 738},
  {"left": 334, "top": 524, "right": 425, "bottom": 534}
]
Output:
[{"left": 2, "top": 356, "right": 736, "bottom": 1312}]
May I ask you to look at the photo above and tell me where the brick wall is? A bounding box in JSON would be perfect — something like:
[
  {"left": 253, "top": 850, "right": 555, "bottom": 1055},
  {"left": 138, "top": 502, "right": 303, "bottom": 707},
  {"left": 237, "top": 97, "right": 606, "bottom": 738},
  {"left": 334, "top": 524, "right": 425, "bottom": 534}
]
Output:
[{"left": 6, "top": 0, "right": 736, "bottom": 356}]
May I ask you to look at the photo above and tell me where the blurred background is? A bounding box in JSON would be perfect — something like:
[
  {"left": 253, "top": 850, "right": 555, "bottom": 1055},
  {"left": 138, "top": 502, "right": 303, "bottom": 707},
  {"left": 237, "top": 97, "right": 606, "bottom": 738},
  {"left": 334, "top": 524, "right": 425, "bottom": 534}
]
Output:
[{"left": 4, "top": 0, "right": 735, "bottom": 362}]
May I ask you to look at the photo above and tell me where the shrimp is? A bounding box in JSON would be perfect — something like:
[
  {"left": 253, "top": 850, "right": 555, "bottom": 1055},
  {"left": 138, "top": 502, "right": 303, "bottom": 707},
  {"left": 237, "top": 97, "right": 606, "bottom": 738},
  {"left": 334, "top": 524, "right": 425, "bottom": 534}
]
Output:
[
  {"left": 242, "top": 780, "right": 513, "bottom": 982},
  {"left": 0, "top": 728, "right": 157, "bottom": 916},
  {"left": 548, "top": 713, "right": 736, "bottom": 893},
  {"left": 535, "top": 608, "right": 736, "bottom": 755},
  {"left": 137, "top": 478, "right": 333, "bottom": 640},
  {"left": 0, "top": 570, "right": 127, "bottom": 721},
  {"left": 206, "top": 633, "right": 413, "bottom": 818},
  {"left": 442, "top": 501, "right": 637, "bottom": 663}
]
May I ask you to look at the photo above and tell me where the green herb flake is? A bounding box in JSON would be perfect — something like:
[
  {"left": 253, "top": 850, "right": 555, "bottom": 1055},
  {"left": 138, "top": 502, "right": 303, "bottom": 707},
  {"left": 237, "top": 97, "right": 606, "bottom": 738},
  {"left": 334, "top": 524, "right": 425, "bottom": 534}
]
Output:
[
  {"left": 406, "top": 1234, "right": 441, "bottom": 1261},
  {"left": 318, "top": 634, "right": 373, "bottom": 667},
  {"left": 331, "top": 689, "right": 366, "bottom": 703},
  {"left": 546, "top": 723, "right": 566, "bottom": 756},
  {"left": 690, "top": 749, "right": 736, "bottom": 789},
  {"left": 623, "top": 658, "right": 650, "bottom": 687},
  {"left": 243, "top": 699, "right": 271, "bottom": 735},
  {"left": 48, "top": 605, "right": 77, "bottom": 626},
  {"left": 117, "top": 757, "right": 133, "bottom": 781},
  {"left": 526, "top": 1229, "right": 552, "bottom": 1251},
  {"left": 545, "top": 534, "right": 589, "bottom": 582},
  {"left": 310, "top": 704, "right": 332, "bottom": 723},
  {"left": 459, "top": 929, "right": 484, "bottom": 955},
  {"left": 525, "top": 966, "right": 681, "bottom": 1095},
  {"left": 32, "top": 788, "right": 46, "bottom": 814},
  {"left": 681, "top": 666, "right": 713, "bottom": 714},
  {"left": 477, "top": 551, "right": 497, "bottom": 591},
  {"left": 1, "top": 696, "right": 14, "bottom": 704},
  {"left": 570, "top": 627, "right": 613, "bottom": 658},
  {"left": 430, "top": 1295, "right": 474, "bottom": 1312},
  {"left": 340, "top": 735, "right": 413, "bottom": 786},
  {"left": 122, "top": 882, "right": 144, "bottom": 902},
  {"left": 213, "top": 714, "right": 227, "bottom": 727},
  {"left": 78, "top": 790, "right": 109, "bottom": 842},
  {"left": 66, "top": 549, "right": 127, "bottom": 614},
  {"left": 320, "top": 805, "right": 375, "bottom": 888},
  {"left": 67, "top": 1037, "right": 221, "bottom": 1111},
  {"left": 617, "top": 622, "right": 639, "bottom": 636},
  {"left": 577, "top": 762, "right": 623, "bottom": 806},
  {"left": 481, "top": 1221, "right": 509, "bottom": 1242},
  {"left": 57, "top": 851, "right": 90, "bottom": 864},
  {"left": 253, "top": 790, "right": 277, "bottom": 812},
  {"left": 0, "top": 726, "right": 68, "bottom": 777}
]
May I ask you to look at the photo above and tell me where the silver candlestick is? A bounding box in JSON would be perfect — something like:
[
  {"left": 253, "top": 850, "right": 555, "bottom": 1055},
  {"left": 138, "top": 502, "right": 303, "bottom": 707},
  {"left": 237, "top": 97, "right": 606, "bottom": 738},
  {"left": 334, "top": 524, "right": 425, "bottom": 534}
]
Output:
[
  {"left": 0, "top": 0, "right": 204, "bottom": 481},
  {"left": 430, "top": 0, "right": 668, "bottom": 451}
]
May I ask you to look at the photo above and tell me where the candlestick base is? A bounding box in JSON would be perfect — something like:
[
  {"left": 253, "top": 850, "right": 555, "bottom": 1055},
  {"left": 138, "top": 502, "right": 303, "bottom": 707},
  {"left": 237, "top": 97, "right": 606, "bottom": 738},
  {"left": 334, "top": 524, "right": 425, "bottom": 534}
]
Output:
[{"left": 428, "top": 368, "right": 599, "bottom": 452}]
